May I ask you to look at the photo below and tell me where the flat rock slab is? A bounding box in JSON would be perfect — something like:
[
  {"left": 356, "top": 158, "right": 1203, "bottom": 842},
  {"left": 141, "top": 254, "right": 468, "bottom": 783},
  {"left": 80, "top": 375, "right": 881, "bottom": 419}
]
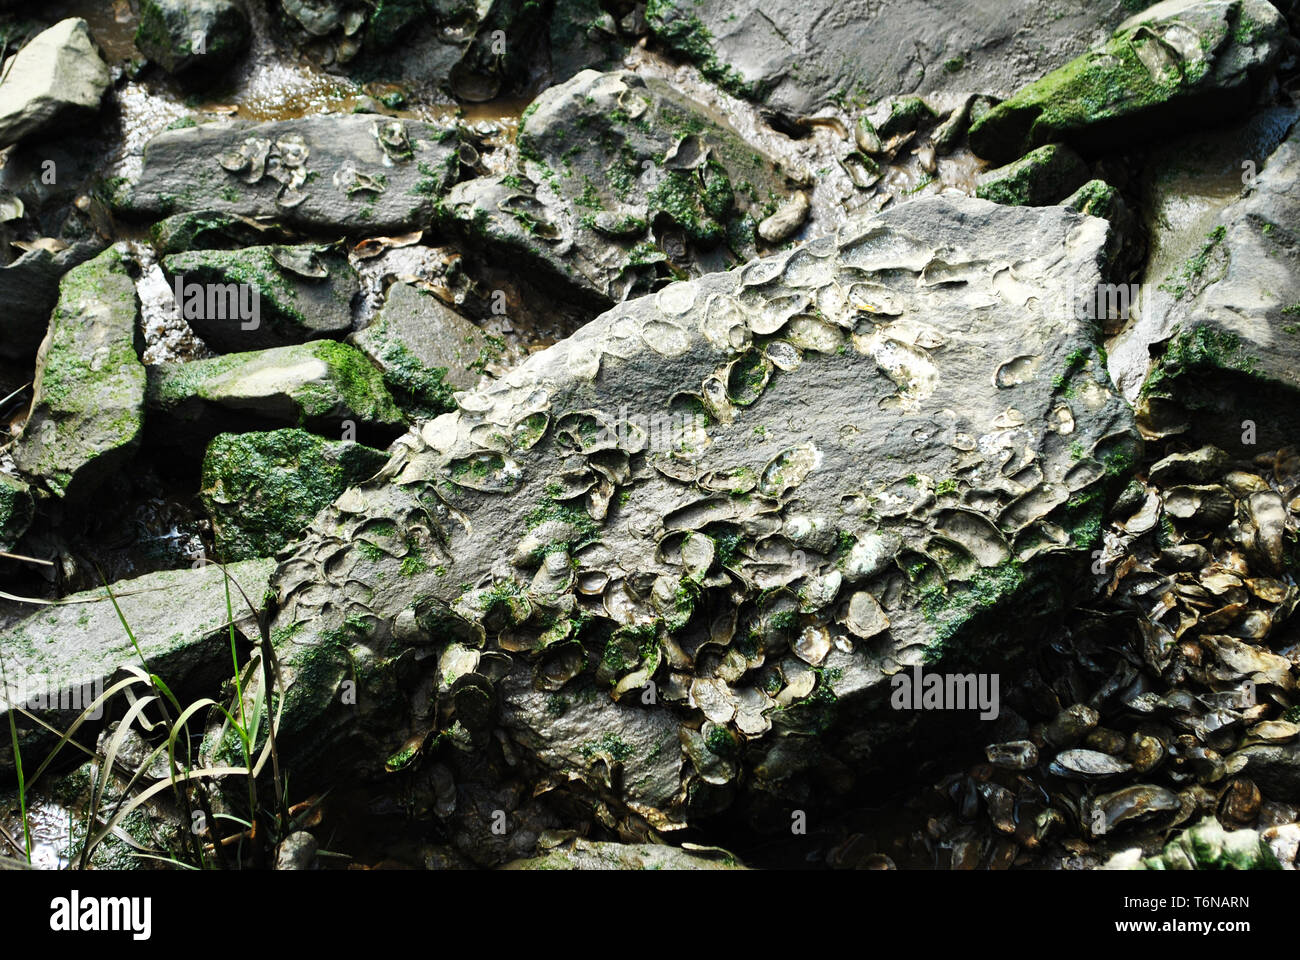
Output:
[
  {"left": 0, "top": 558, "right": 275, "bottom": 773},
  {"left": 13, "top": 247, "right": 146, "bottom": 505},
  {"left": 123, "top": 114, "right": 460, "bottom": 234},
  {"left": 263, "top": 195, "right": 1138, "bottom": 827},
  {"left": 147, "top": 340, "right": 406, "bottom": 445},
  {"left": 0, "top": 18, "right": 110, "bottom": 148}
]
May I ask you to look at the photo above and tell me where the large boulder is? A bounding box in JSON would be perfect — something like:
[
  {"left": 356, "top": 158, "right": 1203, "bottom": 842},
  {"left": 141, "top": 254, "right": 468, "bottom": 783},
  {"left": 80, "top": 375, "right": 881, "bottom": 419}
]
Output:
[
  {"left": 969, "top": 0, "right": 1286, "bottom": 164},
  {"left": 644, "top": 0, "right": 1134, "bottom": 118},
  {"left": 146, "top": 341, "right": 407, "bottom": 445},
  {"left": 260, "top": 196, "right": 1138, "bottom": 830},
  {"left": 0, "top": 19, "right": 110, "bottom": 148},
  {"left": 134, "top": 0, "right": 251, "bottom": 81},
  {"left": 200, "top": 429, "right": 389, "bottom": 562},
  {"left": 161, "top": 244, "right": 358, "bottom": 353},
  {"left": 122, "top": 115, "right": 461, "bottom": 234},
  {"left": 12, "top": 248, "right": 146, "bottom": 505},
  {"left": 443, "top": 70, "right": 799, "bottom": 306},
  {"left": 1132, "top": 120, "right": 1300, "bottom": 452},
  {"left": 0, "top": 243, "right": 104, "bottom": 362},
  {"left": 0, "top": 558, "right": 276, "bottom": 777},
  {"left": 351, "top": 281, "right": 495, "bottom": 419}
]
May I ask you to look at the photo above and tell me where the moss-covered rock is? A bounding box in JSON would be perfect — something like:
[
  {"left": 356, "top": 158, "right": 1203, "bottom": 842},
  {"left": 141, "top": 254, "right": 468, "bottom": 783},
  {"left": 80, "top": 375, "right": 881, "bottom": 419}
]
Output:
[
  {"left": 161, "top": 244, "right": 356, "bottom": 352},
  {"left": 201, "top": 429, "right": 388, "bottom": 561},
  {"left": 12, "top": 247, "right": 146, "bottom": 505},
  {"left": 0, "top": 474, "right": 35, "bottom": 551},
  {"left": 351, "top": 281, "right": 495, "bottom": 419},
  {"left": 975, "top": 143, "right": 1090, "bottom": 207},
  {"left": 147, "top": 340, "right": 406, "bottom": 445},
  {"left": 134, "top": 0, "right": 250, "bottom": 83},
  {"left": 1106, "top": 816, "right": 1282, "bottom": 869},
  {"left": 969, "top": 0, "right": 1285, "bottom": 164}
]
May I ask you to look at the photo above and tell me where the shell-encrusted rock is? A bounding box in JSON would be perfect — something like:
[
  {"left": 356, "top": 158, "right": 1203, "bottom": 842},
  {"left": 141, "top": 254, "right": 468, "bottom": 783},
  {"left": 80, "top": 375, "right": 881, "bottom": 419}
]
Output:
[{"left": 261, "top": 195, "right": 1139, "bottom": 829}]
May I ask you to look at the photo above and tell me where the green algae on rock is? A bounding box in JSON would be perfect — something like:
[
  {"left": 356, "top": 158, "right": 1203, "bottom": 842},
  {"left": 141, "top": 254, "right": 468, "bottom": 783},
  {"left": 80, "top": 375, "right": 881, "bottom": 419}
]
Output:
[
  {"left": 0, "top": 474, "right": 35, "bottom": 552},
  {"left": 12, "top": 247, "right": 146, "bottom": 505},
  {"left": 351, "top": 281, "right": 494, "bottom": 419},
  {"left": 975, "top": 144, "right": 1090, "bottom": 207},
  {"left": 147, "top": 340, "right": 406, "bottom": 444},
  {"left": 969, "top": 0, "right": 1285, "bottom": 165},
  {"left": 200, "top": 429, "right": 389, "bottom": 562},
  {"left": 1105, "top": 815, "right": 1282, "bottom": 869}
]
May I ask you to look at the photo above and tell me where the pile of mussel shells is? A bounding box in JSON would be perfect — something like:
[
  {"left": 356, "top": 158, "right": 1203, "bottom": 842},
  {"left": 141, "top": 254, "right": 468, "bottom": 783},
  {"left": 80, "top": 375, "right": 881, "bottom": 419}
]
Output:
[{"left": 827, "top": 444, "right": 1300, "bottom": 869}]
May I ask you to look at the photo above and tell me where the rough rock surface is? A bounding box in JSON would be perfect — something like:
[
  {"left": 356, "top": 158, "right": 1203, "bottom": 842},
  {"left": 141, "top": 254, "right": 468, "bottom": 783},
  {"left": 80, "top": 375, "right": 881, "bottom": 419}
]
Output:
[
  {"left": 261, "top": 196, "right": 1138, "bottom": 828},
  {"left": 443, "top": 69, "right": 798, "bottom": 306},
  {"left": 644, "top": 0, "right": 1137, "bottom": 119},
  {"left": 503, "top": 836, "right": 744, "bottom": 869},
  {"left": 1131, "top": 120, "right": 1300, "bottom": 452},
  {"left": 351, "top": 281, "right": 494, "bottom": 419},
  {"left": 200, "top": 429, "right": 389, "bottom": 562},
  {"left": 975, "top": 143, "right": 1090, "bottom": 207},
  {"left": 0, "top": 558, "right": 275, "bottom": 772},
  {"left": 122, "top": 115, "right": 460, "bottom": 234},
  {"left": 146, "top": 340, "right": 406, "bottom": 445},
  {"left": 12, "top": 248, "right": 146, "bottom": 505},
  {"left": 0, "top": 19, "right": 111, "bottom": 148},
  {"left": 969, "top": 0, "right": 1286, "bottom": 163},
  {"left": 161, "top": 244, "right": 358, "bottom": 352},
  {"left": 134, "top": 0, "right": 251, "bottom": 80},
  {"left": 0, "top": 475, "right": 34, "bottom": 552}
]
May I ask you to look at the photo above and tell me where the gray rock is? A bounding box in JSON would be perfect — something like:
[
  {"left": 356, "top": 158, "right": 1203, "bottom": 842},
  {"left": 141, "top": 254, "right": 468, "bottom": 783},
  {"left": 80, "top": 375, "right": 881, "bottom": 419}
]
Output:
[
  {"left": 135, "top": 0, "right": 251, "bottom": 81},
  {"left": 351, "top": 281, "right": 495, "bottom": 419},
  {"left": 149, "top": 210, "right": 287, "bottom": 256},
  {"left": 644, "top": 0, "right": 1134, "bottom": 119},
  {"left": 975, "top": 143, "right": 1090, "bottom": 207},
  {"left": 502, "top": 836, "right": 744, "bottom": 869},
  {"left": 1108, "top": 104, "right": 1300, "bottom": 399},
  {"left": 275, "top": 831, "right": 319, "bottom": 870},
  {"left": 12, "top": 247, "right": 146, "bottom": 506},
  {"left": 146, "top": 340, "right": 407, "bottom": 445},
  {"left": 1132, "top": 119, "right": 1300, "bottom": 452},
  {"left": 259, "top": 195, "right": 1137, "bottom": 828},
  {"left": 444, "top": 70, "right": 797, "bottom": 306},
  {"left": 0, "top": 474, "right": 34, "bottom": 552},
  {"left": 0, "top": 557, "right": 276, "bottom": 776},
  {"left": 161, "top": 244, "right": 357, "bottom": 353},
  {"left": 0, "top": 19, "right": 110, "bottom": 148},
  {"left": 969, "top": 0, "right": 1286, "bottom": 164},
  {"left": 0, "top": 242, "right": 104, "bottom": 362},
  {"left": 123, "top": 115, "right": 460, "bottom": 234}
]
